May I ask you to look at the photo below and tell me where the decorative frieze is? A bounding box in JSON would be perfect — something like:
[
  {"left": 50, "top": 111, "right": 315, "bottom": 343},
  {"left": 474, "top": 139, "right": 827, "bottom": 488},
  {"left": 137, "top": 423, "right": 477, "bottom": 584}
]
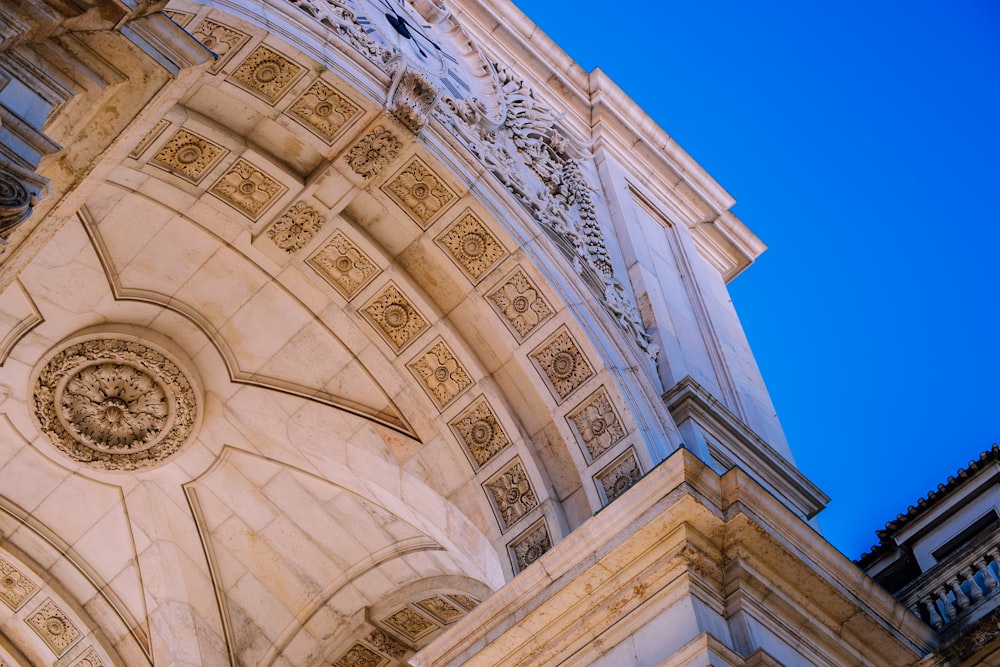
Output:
[
  {"left": 287, "top": 80, "right": 362, "bottom": 143},
  {"left": 0, "top": 556, "right": 37, "bottom": 610},
  {"left": 308, "top": 230, "right": 380, "bottom": 299},
  {"left": 529, "top": 327, "right": 594, "bottom": 401},
  {"left": 151, "top": 127, "right": 228, "bottom": 183},
  {"left": 266, "top": 201, "right": 325, "bottom": 253},
  {"left": 407, "top": 339, "right": 472, "bottom": 409},
  {"left": 487, "top": 268, "right": 552, "bottom": 339},
  {"left": 381, "top": 606, "right": 438, "bottom": 642},
  {"left": 596, "top": 449, "right": 643, "bottom": 504},
  {"left": 509, "top": 520, "right": 552, "bottom": 573},
  {"left": 229, "top": 44, "right": 305, "bottom": 103},
  {"left": 382, "top": 157, "right": 456, "bottom": 229},
  {"left": 70, "top": 646, "right": 105, "bottom": 667},
  {"left": 334, "top": 642, "right": 387, "bottom": 667},
  {"left": 345, "top": 126, "right": 402, "bottom": 178},
  {"left": 436, "top": 210, "right": 507, "bottom": 281},
  {"left": 567, "top": 386, "right": 626, "bottom": 461},
  {"left": 485, "top": 457, "right": 538, "bottom": 531},
  {"left": 449, "top": 396, "right": 510, "bottom": 468},
  {"left": 190, "top": 19, "right": 248, "bottom": 72},
  {"left": 32, "top": 337, "right": 198, "bottom": 471},
  {"left": 361, "top": 283, "right": 428, "bottom": 352},
  {"left": 415, "top": 596, "right": 463, "bottom": 624},
  {"left": 26, "top": 598, "right": 80, "bottom": 656},
  {"left": 209, "top": 158, "right": 286, "bottom": 220}
]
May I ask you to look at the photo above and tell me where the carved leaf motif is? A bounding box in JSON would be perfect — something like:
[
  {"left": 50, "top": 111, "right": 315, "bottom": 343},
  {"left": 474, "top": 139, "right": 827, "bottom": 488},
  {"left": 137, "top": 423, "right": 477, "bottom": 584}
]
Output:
[
  {"left": 596, "top": 450, "right": 643, "bottom": 503},
  {"left": 345, "top": 126, "right": 401, "bottom": 178},
  {"left": 450, "top": 397, "right": 510, "bottom": 467},
  {"left": 485, "top": 458, "right": 538, "bottom": 530},
  {"left": 309, "top": 230, "right": 380, "bottom": 299},
  {"left": 487, "top": 268, "right": 552, "bottom": 338},
  {"left": 362, "top": 283, "right": 428, "bottom": 351},
  {"left": 230, "top": 44, "right": 305, "bottom": 102},
  {"left": 530, "top": 328, "right": 594, "bottom": 401},
  {"left": 288, "top": 80, "right": 362, "bottom": 142},
  {"left": 567, "top": 387, "right": 626, "bottom": 461},
  {"left": 437, "top": 211, "right": 507, "bottom": 281},
  {"left": 26, "top": 599, "right": 81, "bottom": 656},
  {"left": 408, "top": 340, "right": 472, "bottom": 409},
  {"left": 383, "top": 158, "right": 455, "bottom": 228},
  {"left": 210, "top": 159, "right": 285, "bottom": 219},
  {"left": 509, "top": 521, "right": 551, "bottom": 572},
  {"left": 267, "top": 201, "right": 325, "bottom": 253}
]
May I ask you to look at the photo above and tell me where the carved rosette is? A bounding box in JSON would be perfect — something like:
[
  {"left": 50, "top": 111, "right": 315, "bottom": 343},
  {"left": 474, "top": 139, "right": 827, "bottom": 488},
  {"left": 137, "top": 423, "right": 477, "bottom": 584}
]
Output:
[
  {"left": 287, "top": 80, "right": 362, "bottom": 142},
  {"left": 333, "top": 642, "right": 387, "bottom": 667},
  {"left": 230, "top": 44, "right": 305, "bottom": 102},
  {"left": 484, "top": 458, "right": 538, "bottom": 530},
  {"left": 70, "top": 646, "right": 105, "bottom": 667},
  {"left": 382, "top": 158, "right": 455, "bottom": 228},
  {"left": 362, "top": 283, "right": 428, "bottom": 352},
  {"left": 308, "top": 230, "right": 381, "bottom": 299},
  {"left": 0, "top": 557, "right": 37, "bottom": 611},
  {"left": 32, "top": 337, "right": 199, "bottom": 471},
  {"left": 449, "top": 396, "right": 510, "bottom": 468},
  {"left": 407, "top": 340, "right": 472, "bottom": 409},
  {"left": 487, "top": 268, "right": 552, "bottom": 339},
  {"left": 567, "top": 386, "right": 626, "bottom": 461},
  {"left": 415, "top": 596, "right": 463, "bottom": 624},
  {"left": 267, "top": 201, "right": 325, "bottom": 253},
  {"left": 26, "top": 598, "right": 80, "bottom": 656},
  {"left": 190, "top": 19, "right": 248, "bottom": 72},
  {"left": 596, "top": 449, "right": 643, "bottom": 504},
  {"left": 437, "top": 211, "right": 508, "bottom": 281},
  {"left": 529, "top": 328, "right": 595, "bottom": 401},
  {"left": 345, "top": 126, "right": 402, "bottom": 178},
  {"left": 382, "top": 607, "right": 437, "bottom": 642},
  {"left": 509, "top": 520, "right": 551, "bottom": 572},
  {"left": 210, "top": 158, "right": 286, "bottom": 220}
]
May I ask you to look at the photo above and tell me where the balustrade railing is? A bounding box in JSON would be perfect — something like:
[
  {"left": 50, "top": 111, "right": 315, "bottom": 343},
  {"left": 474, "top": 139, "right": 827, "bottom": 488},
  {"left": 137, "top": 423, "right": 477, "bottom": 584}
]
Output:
[{"left": 899, "top": 536, "right": 1000, "bottom": 631}]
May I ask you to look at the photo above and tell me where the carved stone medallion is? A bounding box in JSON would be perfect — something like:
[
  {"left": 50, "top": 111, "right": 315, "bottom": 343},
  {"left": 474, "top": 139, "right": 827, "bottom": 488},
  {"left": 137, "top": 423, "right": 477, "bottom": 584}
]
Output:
[
  {"left": 287, "top": 80, "right": 362, "bottom": 143},
  {"left": 382, "top": 157, "right": 455, "bottom": 229},
  {"left": 509, "top": 520, "right": 551, "bottom": 573},
  {"left": 151, "top": 127, "right": 228, "bottom": 183},
  {"left": 567, "top": 386, "right": 626, "bottom": 462},
  {"left": 308, "top": 230, "right": 381, "bottom": 299},
  {"left": 362, "top": 283, "right": 428, "bottom": 352},
  {"left": 26, "top": 598, "right": 80, "bottom": 656},
  {"left": 345, "top": 126, "right": 402, "bottom": 178},
  {"left": 0, "top": 556, "right": 37, "bottom": 611},
  {"left": 449, "top": 396, "right": 510, "bottom": 468},
  {"left": 436, "top": 210, "right": 507, "bottom": 281},
  {"left": 229, "top": 44, "right": 305, "bottom": 103},
  {"left": 32, "top": 336, "right": 199, "bottom": 471},
  {"left": 485, "top": 458, "right": 539, "bottom": 531},
  {"left": 407, "top": 339, "right": 472, "bottom": 409},
  {"left": 190, "top": 19, "right": 248, "bottom": 73},
  {"left": 415, "top": 596, "right": 463, "bottom": 624},
  {"left": 334, "top": 642, "right": 387, "bottom": 667},
  {"left": 209, "top": 158, "right": 286, "bottom": 220},
  {"left": 487, "top": 267, "right": 552, "bottom": 339},
  {"left": 595, "top": 449, "right": 643, "bottom": 504},
  {"left": 70, "top": 646, "right": 105, "bottom": 667},
  {"left": 266, "top": 201, "right": 325, "bottom": 253},
  {"left": 529, "top": 327, "right": 595, "bottom": 401},
  {"left": 381, "top": 606, "right": 438, "bottom": 642}
]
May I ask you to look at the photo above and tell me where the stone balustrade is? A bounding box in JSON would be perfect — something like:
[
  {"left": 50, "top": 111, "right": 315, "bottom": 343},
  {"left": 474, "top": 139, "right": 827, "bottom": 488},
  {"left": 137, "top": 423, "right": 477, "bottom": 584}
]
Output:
[{"left": 900, "top": 536, "right": 1000, "bottom": 630}]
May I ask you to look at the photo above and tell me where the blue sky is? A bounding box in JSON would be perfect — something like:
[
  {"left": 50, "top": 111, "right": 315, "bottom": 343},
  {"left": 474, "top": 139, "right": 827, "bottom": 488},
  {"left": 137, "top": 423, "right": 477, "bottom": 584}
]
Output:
[{"left": 512, "top": 0, "right": 1000, "bottom": 557}]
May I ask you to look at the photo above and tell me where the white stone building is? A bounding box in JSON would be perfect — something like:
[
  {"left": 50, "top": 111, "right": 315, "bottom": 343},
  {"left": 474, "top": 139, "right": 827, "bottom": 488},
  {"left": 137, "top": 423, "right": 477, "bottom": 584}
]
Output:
[{"left": 0, "top": 0, "right": 980, "bottom": 664}]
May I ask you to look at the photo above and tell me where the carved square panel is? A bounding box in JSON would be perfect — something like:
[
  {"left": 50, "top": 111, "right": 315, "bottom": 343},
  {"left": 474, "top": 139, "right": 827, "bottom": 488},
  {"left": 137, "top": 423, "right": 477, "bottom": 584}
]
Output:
[
  {"left": 436, "top": 210, "right": 507, "bottom": 282},
  {"left": 163, "top": 10, "right": 193, "bottom": 26},
  {"left": 287, "top": 80, "right": 363, "bottom": 143},
  {"left": 190, "top": 18, "right": 249, "bottom": 73},
  {"left": 266, "top": 201, "right": 325, "bottom": 253},
  {"left": 363, "top": 629, "right": 408, "bottom": 660},
  {"left": 487, "top": 267, "right": 553, "bottom": 340},
  {"left": 381, "top": 606, "right": 439, "bottom": 643},
  {"left": 0, "top": 556, "right": 37, "bottom": 611},
  {"left": 229, "top": 44, "right": 305, "bottom": 103},
  {"left": 308, "top": 230, "right": 381, "bottom": 299},
  {"left": 26, "top": 598, "right": 81, "bottom": 656},
  {"left": 508, "top": 519, "right": 551, "bottom": 573},
  {"left": 129, "top": 119, "right": 169, "bottom": 159},
  {"left": 567, "top": 386, "right": 626, "bottom": 462},
  {"left": 407, "top": 339, "right": 473, "bottom": 409},
  {"left": 151, "top": 127, "right": 228, "bottom": 183},
  {"left": 446, "top": 594, "right": 479, "bottom": 611},
  {"left": 595, "top": 448, "right": 643, "bottom": 504},
  {"left": 449, "top": 396, "right": 510, "bottom": 468},
  {"left": 382, "top": 157, "right": 456, "bottom": 229},
  {"left": 334, "top": 642, "right": 388, "bottom": 667},
  {"left": 361, "top": 282, "right": 429, "bottom": 352},
  {"left": 71, "top": 646, "right": 105, "bottom": 667},
  {"left": 484, "top": 457, "right": 539, "bottom": 531},
  {"left": 529, "top": 327, "right": 595, "bottom": 402},
  {"left": 209, "top": 158, "right": 287, "bottom": 220},
  {"left": 345, "top": 125, "right": 402, "bottom": 178},
  {"left": 415, "top": 596, "right": 464, "bottom": 624}
]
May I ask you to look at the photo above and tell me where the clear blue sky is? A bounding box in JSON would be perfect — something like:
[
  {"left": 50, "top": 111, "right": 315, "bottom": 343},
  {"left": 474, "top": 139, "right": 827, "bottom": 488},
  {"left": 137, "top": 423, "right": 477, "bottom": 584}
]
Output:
[{"left": 512, "top": 0, "right": 1000, "bottom": 558}]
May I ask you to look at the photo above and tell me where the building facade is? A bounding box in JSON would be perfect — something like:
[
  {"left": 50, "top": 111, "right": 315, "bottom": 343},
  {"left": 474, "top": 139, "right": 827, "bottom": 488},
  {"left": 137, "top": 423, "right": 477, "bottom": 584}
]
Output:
[{"left": 0, "top": 0, "right": 972, "bottom": 664}]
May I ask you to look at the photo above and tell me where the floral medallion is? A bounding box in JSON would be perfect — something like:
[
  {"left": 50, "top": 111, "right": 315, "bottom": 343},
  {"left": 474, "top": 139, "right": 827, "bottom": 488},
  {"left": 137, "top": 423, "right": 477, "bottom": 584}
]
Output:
[
  {"left": 32, "top": 336, "right": 199, "bottom": 471},
  {"left": 407, "top": 339, "right": 472, "bottom": 409},
  {"left": 287, "top": 80, "right": 362, "bottom": 143},
  {"left": 487, "top": 268, "right": 552, "bottom": 339},
  {"left": 595, "top": 449, "right": 643, "bottom": 504},
  {"left": 436, "top": 211, "right": 507, "bottom": 281},
  {"left": 484, "top": 457, "right": 538, "bottom": 531},
  {"left": 345, "top": 126, "right": 402, "bottom": 178},
  {"left": 267, "top": 201, "right": 325, "bottom": 253},
  {"left": 308, "top": 230, "right": 381, "bottom": 299},
  {"left": 382, "top": 158, "right": 456, "bottom": 228},
  {"left": 508, "top": 520, "right": 551, "bottom": 573},
  {"left": 529, "top": 327, "right": 595, "bottom": 401},
  {"left": 210, "top": 158, "right": 286, "bottom": 220},
  {"left": 567, "top": 386, "right": 626, "bottom": 461},
  {"left": 449, "top": 396, "right": 510, "bottom": 468}
]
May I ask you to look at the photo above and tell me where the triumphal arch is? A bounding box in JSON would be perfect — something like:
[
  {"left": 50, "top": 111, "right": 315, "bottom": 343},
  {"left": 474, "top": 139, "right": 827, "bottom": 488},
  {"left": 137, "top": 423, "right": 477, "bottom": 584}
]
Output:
[{"left": 0, "top": 0, "right": 939, "bottom": 664}]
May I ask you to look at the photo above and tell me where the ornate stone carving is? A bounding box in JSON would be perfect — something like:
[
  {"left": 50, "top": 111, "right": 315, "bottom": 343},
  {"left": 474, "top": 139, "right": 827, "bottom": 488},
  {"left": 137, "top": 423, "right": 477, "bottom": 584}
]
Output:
[
  {"left": 308, "top": 230, "right": 380, "bottom": 299},
  {"left": 567, "top": 386, "right": 626, "bottom": 461},
  {"left": 26, "top": 598, "right": 80, "bottom": 656},
  {"left": 209, "top": 158, "right": 286, "bottom": 219},
  {"left": 163, "top": 10, "right": 193, "bottom": 27},
  {"left": 334, "top": 642, "right": 387, "bottom": 667},
  {"left": 530, "top": 328, "right": 594, "bottom": 401},
  {"left": 382, "top": 607, "right": 438, "bottom": 642},
  {"left": 129, "top": 119, "right": 170, "bottom": 159},
  {"left": 190, "top": 19, "right": 248, "bottom": 72},
  {"left": 449, "top": 396, "right": 510, "bottom": 468},
  {"left": 436, "top": 210, "right": 507, "bottom": 281},
  {"left": 596, "top": 449, "right": 643, "bottom": 503},
  {"left": 287, "top": 80, "right": 362, "bottom": 142},
  {"left": 230, "top": 44, "right": 305, "bottom": 102},
  {"left": 0, "top": 556, "right": 37, "bottom": 611},
  {"left": 266, "top": 201, "right": 325, "bottom": 253},
  {"left": 415, "top": 596, "right": 463, "bottom": 624},
  {"left": 407, "top": 340, "right": 472, "bottom": 409},
  {"left": 284, "top": 0, "right": 391, "bottom": 68},
  {"left": 509, "top": 520, "right": 551, "bottom": 572},
  {"left": 151, "top": 127, "right": 227, "bottom": 183},
  {"left": 435, "top": 61, "right": 656, "bottom": 358},
  {"left": 33, "top": 337, "right": 198, "bottom": 471},
  {"left": 362, "top": 283, "right": 428, "bottom": 352},
  {"left": 345, "top": 126, "right": 401, "bottom": 178},
  {"left": 387, "top": 59, "right": 440, "bottom": 134},
  {"left": 70, "top": 647, "right": 105, "bottom": 667},
  {"left": 485, "top": 458, "right": 538, "bottom": 531},
  {"left": 487, "top": 268, "right": 552, "bottom": 339},
  {"left": 382, "top": 157, "right": 455, "bottom": 229},
  {"left": 363, "top": 629, "right": 407, "bottom": 660},
  {"left": 447, "top": 594, "right": 479, "bottom": 611},
  {"left": 0, "top": 167, "right": 34, "bottom": 238}
]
